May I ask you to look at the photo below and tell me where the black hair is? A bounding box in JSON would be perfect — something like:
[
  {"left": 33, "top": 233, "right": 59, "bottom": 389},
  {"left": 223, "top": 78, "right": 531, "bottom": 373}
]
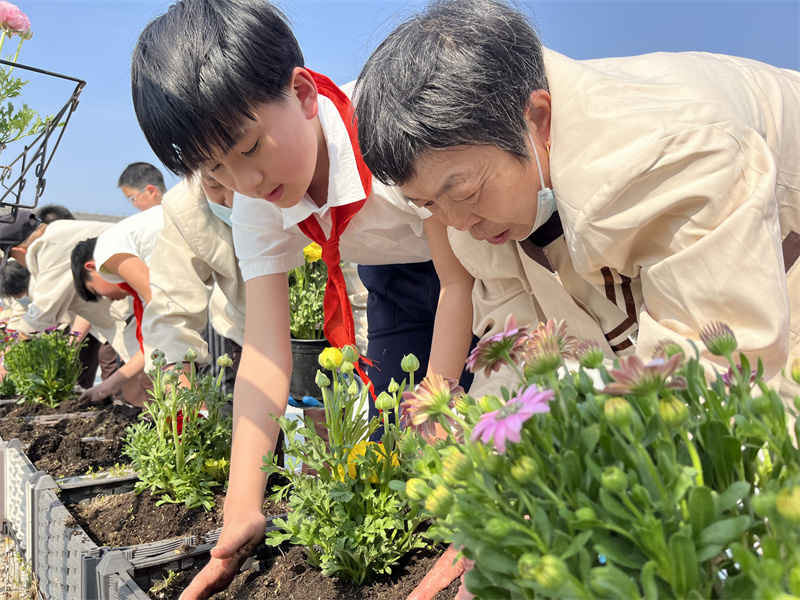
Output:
[
  {"left": 131, "top": 0, "right": 304, "bottom": 176},
  {"left": 70, "top": 238, "right": 101, "bottom": 303},
  {"left": 354, "top": 0, "right": 548, "bottom": 186},
  {"left": 36, "top": 204, "right": 75, "bottom": 223},
  {"left": 117, "top": 162, "right": 167, "bottom": 193},
  {"left": 0, "top": 260, "right": 31, "bottom": 298}
]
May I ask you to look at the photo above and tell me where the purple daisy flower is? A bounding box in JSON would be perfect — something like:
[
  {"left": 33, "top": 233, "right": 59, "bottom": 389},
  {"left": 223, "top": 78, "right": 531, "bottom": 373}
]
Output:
[
  {"left": 466, "top": 314, "right": 529, "bottom": 377},
  {"left": 470, "top": 385, "right": 554, "bottom": 453},
  {"left": 604, "top": 354, "right": 687, "bottom": 396},
  {"left": 721, "top": 365, "right": 757, "bottom": 387},
  {"left": 399, "top": 373, "right": 464, "bottom": 438}
]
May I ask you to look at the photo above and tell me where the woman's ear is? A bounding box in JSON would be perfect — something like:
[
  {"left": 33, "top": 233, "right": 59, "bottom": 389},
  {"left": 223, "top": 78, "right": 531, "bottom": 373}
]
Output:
[
  {"left": 292, "top": 67, "right": 319, "bottom": 121},
  {"left": 525, "top": 90, "right": 552, "bottom": 146}
]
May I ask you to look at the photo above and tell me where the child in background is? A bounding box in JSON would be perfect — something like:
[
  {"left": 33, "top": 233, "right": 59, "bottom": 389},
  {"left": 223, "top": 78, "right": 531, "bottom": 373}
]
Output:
[
  {"left": 71, "top": 198, "right": 163, "bottom": 405},
  {"left": 130, "top": 0, "right": 475, "bottom": 595}
]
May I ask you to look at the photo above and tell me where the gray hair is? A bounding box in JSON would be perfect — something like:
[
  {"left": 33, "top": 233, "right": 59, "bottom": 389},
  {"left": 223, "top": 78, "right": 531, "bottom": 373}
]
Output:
[{"left": 354, "top": 0, "right": 548, "bottom": 186}]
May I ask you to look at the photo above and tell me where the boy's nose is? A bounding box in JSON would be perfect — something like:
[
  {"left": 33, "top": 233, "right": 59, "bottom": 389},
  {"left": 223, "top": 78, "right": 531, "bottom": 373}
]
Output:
[{"left": 236, "top": 169, "right": 265, "bottom": 198}]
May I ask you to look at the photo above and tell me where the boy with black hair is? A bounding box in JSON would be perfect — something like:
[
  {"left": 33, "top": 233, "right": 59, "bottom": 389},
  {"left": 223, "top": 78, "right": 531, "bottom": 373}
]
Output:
[
  {"left": 117, "top": 161, "right": 166, "bottom": 211},
  {"left": 131, "top": 0, "right": 474, "bottom": 595},
  {"left": 36, "top": 204, "right": 75, "bottom": 223}
]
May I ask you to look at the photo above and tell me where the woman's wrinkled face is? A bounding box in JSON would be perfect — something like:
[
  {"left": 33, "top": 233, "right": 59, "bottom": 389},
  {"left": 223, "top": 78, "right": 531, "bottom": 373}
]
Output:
[{"left": 400, "top": 142, "right": 548, "bottom": 245}]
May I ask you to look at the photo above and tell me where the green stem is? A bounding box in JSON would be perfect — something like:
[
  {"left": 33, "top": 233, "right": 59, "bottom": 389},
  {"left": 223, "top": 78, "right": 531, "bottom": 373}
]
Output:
[{"left": 680, "top": 430, "right": 704, "bottom": 487}]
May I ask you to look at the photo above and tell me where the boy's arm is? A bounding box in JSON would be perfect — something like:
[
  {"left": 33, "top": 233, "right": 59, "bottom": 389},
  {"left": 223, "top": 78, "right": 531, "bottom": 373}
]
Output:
[
  {"left": 71, "top": 315, "right": 92, "bottom": 343},
  {"left": 181, "top": 272, "right": 292, "bottom": 599},
  {"left": 78, "top": 349, "right": 145, "bottom": 402},
  {"left": 102, "top": 253, "right": 152, "bottom": 304},
  {"left": 424, "top": 218, "right": 474, "bottom": 380}
]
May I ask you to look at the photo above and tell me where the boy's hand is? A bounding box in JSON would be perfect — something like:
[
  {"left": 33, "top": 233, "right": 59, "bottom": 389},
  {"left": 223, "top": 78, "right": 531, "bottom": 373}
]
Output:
[
  {"left": 179, "top": 512, "right": 266, "bottom": 599},
  {"left": 78, "top": 379, "right": 120, "bottom": 403}
]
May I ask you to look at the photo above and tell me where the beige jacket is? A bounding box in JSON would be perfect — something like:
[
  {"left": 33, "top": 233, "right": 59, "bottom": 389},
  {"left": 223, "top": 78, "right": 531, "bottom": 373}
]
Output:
[
  {"left": 143, "top": 178, "right": 370, "bottom": 370},
  {"left": 143, "top": 177, "right": 246, "bottom": 369},
  {"left": 9, "top": 220, "right": 139, "bottom": 361},
  {"left": 456, "top": 50, "right": 800, "bottom": 400}
]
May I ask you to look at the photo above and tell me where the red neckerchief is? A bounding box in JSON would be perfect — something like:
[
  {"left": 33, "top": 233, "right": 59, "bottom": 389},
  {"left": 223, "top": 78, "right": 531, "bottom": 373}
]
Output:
[
  {"left": 118, "top": 282, "right": 144, "bottom": 353},
  {"left": 297, "top": 70, "right": 374, "bottom": 396}
]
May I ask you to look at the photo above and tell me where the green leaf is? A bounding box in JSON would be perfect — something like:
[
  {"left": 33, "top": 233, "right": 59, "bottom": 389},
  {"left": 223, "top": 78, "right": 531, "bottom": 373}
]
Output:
[
  {"left": 561, "top": 450, "right": 583, "bottom": 492},
  {"left": 697, "top": 515, "right": 751, "bottom": 547},
  {"left": 668, "top": 533, "right": 698, "bottom": 597},
  {"left": 715, "top": 481, "right": 750, "bottom": 514},
  {"left": 589, "top": 565, "right": 643, "bottom": 600},
  {"left": 593, "top": 537, "right": 647, "bottom": 570},
  {"left": 688, "top": 487, "right": 715, "bottom": 536},
  {"left": 559, "top": 530, "right": 593, "bottom": 561},
  {"left": 641, "top": 560, "right": 660, "bottom": 600}
]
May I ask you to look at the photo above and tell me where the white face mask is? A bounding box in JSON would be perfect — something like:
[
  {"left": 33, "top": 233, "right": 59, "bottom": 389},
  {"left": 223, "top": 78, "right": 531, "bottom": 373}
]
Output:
[
  {"left": 207, "top": 199, "right": 233, "bottom": 226},
  {"left": 15, "top": 295, "right": 31, "bottom": 308},
  {"left": 527, "top": 131, "right": 556, "bottom": 237}
]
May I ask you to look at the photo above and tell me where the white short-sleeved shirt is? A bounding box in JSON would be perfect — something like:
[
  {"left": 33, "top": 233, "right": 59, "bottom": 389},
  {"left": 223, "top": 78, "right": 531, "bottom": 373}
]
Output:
[
  {"left": 232, "top": 83, "right": 431, "bottom": 282},
  {"left": 94, "top": 205, "right": 164, "bottom": 284}
]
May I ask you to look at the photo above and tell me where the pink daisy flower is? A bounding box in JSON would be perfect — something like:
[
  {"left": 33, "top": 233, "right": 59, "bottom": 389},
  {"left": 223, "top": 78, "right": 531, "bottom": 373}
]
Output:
[
  {"left": 399, "top": 373, "right": 464, "bottom": 438},
  {"left": 466, "top": 314, "right": 529, "bottom": 377},
  {"left": 604, "top": 354, "right": 686, "bottom": 396},
  {"left": 470, "top": 385, "right": 554, "bottom": 453}
]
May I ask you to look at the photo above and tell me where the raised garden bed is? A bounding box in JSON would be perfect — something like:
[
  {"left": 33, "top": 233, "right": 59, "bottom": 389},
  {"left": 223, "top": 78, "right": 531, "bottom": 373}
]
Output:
[{"left": 0, "top": 396, "right": 140, "bottom": 478}]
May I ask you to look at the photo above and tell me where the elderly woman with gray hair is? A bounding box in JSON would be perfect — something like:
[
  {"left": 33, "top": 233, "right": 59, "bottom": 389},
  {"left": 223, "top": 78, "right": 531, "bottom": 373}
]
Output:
[{"left": 354, "top": 0, "right": 800, "bottom": 597}]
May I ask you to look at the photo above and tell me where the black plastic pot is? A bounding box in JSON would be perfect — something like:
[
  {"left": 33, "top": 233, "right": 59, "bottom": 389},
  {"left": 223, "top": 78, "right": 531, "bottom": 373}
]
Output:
[{"left": 290, "top": 338, "right": 331, "bottom": 401}]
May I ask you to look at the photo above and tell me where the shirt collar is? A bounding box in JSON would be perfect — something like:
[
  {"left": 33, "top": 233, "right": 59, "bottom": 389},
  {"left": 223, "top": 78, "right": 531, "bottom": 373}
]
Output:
[{"left": 281, "top": 93, "right": 365, "bottom": 230}]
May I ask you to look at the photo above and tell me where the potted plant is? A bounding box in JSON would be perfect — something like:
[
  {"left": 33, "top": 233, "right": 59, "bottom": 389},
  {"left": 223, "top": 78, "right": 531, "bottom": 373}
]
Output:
[
  {"left": 288, "top": 242, "right": 330, "bottom": 402},
  {"left": 399, "top": 317, "right": 800, "bottom": 599}
]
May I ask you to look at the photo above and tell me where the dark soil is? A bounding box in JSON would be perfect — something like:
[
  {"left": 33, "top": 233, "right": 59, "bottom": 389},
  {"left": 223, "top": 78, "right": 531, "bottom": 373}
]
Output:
[
  {"left": 158, "top": 543, "right": 460, "bottom": 600},
  {"left": 0, "top": 394, "right": 105, "bottom": 418},
  {"left": 0, "top": 397, "right": 141, "bottom": 478},
  {"left": 66, "top": 474, "right": 290, "bottom": 547}
]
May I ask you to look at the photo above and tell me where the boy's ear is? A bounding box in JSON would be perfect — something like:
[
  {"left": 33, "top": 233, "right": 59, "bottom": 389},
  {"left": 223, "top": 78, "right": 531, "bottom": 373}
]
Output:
[
  {"left": 83, "top": 260, "right": 97, "bottom": 272},
  {"left": 524, "top": 90, "right": 552, "bottom": 146},
  {"left": 291, "top": 67, "right": 319, "bottom": 121}
]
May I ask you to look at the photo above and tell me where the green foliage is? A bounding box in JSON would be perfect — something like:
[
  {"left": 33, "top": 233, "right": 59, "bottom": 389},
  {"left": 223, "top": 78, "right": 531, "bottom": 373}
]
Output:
[
  {"left": 288, "top": 242, "right": 326, "bottom": 340},
  {"left": 262, "top": 345, "right": 426, "bottom": 585},
  {"left": 404, "top": 323, "right": 800, "bottom": 599},
  {"left": 123, "top": 352, "right": 233, "bottom": 511},
  {"left": 0, "top": 371, "right": 16, "bottom": 397},
  {"left": 2, "top": 328, "right": 84, "bottom": 407},
  {"left": 0, "top": 66, "right": 47, "bottom": 146}
]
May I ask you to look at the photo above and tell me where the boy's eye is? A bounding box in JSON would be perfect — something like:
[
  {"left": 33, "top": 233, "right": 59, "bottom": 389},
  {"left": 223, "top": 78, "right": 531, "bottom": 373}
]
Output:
[{"left": 243, "top": 141, "right": 259, "bottom": 156}]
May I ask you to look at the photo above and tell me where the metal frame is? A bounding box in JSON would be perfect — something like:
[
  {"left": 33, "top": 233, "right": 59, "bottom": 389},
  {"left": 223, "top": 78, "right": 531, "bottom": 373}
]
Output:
[{"left": 0, "top": 58, "right": 86, "bottom": 223}]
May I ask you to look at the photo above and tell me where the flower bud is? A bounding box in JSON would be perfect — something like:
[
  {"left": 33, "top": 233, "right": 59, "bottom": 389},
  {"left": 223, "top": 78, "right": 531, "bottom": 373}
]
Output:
[
  {"left": 214, "top": 354, "right": 231, "bottom": 369},
  {"left": 484, "top": 517, "right": 512, "bottom": 538},
  {"left": 405, "top": 478, "right": 432, "bottom": 501},
  {"left": 510, "top": 455, "right": 538, "bottom": 484},
  {"left": 319, "top": 347, "right": 343, "bottom": 370},
  {"left": 341, "top": 344, "right": 359, "bottom": 364},
  {"left": 315, "top": 371, "right": 331, "bottom": 388},
  {"left": 699, "top": 322, "right": 738, "bottom": 357},
  {"left": 753, "top": 394, "right": 773, "bottom": 416},
  {"left": 401, "top": 353, "right": 420, "bottom": 373},
  {"left": 347, "top": 380, "right": 359, "bottom": 396},
  {"left": 776, "top": 486, "right": 800, "bottom": 524},
  {"left": 398, "top": 434, "right": 418, "bottom": 457},
  {"left": 532, "top": 555, "right": 569, "bottom": 591},
  {"left": 374, "top": 392, "right": 395, "bottom": 411},
  {"left": 631, "top": 484, "right": 652, "bottom": 507},
  {"left": 601, "top": 466, "right": 627, "bottom": 495},
  {"left": 152, "top": 355, "right": 167, "bottom": 368},
  {"left": 604, "top": 397, "right": 633, "bottom": 429},
  {"left": 517, "top": 553, "right": 539, "bottom": 579},
  {"left": 477, "top": 394, "right": 503, "bottom": 413},
  {"left": 574, "top": 507, "right": 596, "bottom": 521},
  {"left": 183, "top": 348, "right": 198, "bottom": 362},
  {"left": 659, "top": 396, "right": 689, "bottom": 429},
  {"left": 425, "top": 486, "right": 454, "bottom": 518},
  {"left": 341, "top": 361, "right": 354, "bottom": 373},
  {"left": 442, "top": 450, "right": 472, "bottom": 485},
  {"left": 751, "top": 492, "right": 775, "bottom": 517},
  {"left": 387, "top": 378, "right": 400, "bottom": 394},
  {"left": 790, "top": 358, "right": 800, "bottom": 386},
  {"left": 574, "top": 340, "right": 605, "bottom": 369},
  {"left": 453, "top": 394, "right": 473, "bottom": 416},
  {"left": 484, "top": 452, "right": 505, "bottom": 475}
]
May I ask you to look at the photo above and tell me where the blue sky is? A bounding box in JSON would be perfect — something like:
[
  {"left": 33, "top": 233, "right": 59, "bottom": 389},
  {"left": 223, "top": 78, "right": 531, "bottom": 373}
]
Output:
[{"left": 6, "top": 0, "right": 799, "bottom": 217}]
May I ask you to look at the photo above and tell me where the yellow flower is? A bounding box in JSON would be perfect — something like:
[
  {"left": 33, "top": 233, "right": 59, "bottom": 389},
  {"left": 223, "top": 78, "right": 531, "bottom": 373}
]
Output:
[
  {"left": 304, "top": 243, "right": 323, "bottom": 263},
  {"left": 337, "top": 441, "right": 399, "bottom": 483},
  {"left": 319, "top": 347, "right": 344, "bottom": 370}
]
